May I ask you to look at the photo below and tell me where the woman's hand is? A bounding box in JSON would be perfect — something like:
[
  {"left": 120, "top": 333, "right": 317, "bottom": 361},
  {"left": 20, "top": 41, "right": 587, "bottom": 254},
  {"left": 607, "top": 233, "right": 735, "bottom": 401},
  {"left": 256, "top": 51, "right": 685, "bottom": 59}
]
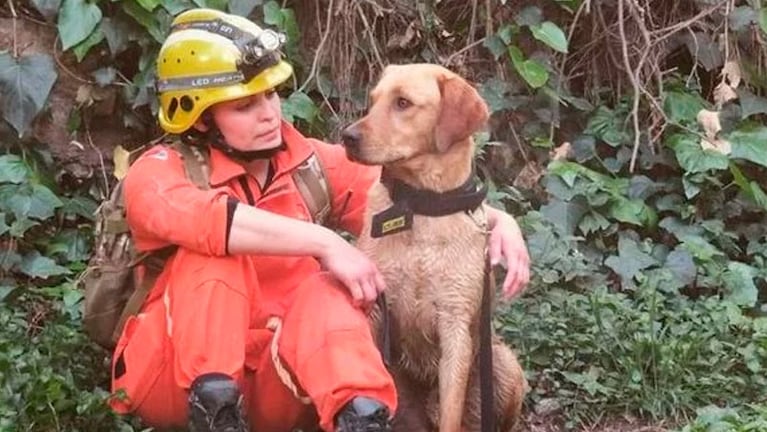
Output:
[
  {"left": 318, "top": 236, "right": 386, "bottom": 308},
  {"left": 485, "top": 206, "right": 530, "bottom": 299}
]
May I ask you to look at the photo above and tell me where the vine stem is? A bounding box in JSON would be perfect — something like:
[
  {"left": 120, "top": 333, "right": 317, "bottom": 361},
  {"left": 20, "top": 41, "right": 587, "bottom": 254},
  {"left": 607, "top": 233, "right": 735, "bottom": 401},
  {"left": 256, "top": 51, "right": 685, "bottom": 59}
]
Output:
[{"left": 8, "top": 0, "right": 18, "bottom": 58}]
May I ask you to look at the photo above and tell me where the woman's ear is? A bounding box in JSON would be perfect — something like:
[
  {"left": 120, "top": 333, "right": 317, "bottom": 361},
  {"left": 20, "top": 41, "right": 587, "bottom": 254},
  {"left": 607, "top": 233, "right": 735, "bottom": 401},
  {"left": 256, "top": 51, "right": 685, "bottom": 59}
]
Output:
[
  {"left": 192, "top": 111, "right": 213, "bottom": 132},
  {"left": 192, "top": 118, "right": 209, "bottom": 132}
]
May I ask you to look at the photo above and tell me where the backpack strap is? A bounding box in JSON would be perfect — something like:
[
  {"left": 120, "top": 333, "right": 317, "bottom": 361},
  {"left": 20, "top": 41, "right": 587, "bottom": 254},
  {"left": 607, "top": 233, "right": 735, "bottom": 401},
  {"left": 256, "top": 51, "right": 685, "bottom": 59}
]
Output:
[
  {"left": 171, "top": 141, "right": 211, "bottom": 190},
  {"left": 109, "top": 141, "right": 211, "bottom": 346},
  {"left": 293, "top": 153, "right": 333, "bottom": 227}
]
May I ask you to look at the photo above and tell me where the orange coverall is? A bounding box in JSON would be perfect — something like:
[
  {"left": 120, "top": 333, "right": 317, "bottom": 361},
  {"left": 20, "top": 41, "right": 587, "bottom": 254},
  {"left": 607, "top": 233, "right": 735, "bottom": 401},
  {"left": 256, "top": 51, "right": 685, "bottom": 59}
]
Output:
[{"left": 109, "top": 121, "right": 397, "bottom": 432}]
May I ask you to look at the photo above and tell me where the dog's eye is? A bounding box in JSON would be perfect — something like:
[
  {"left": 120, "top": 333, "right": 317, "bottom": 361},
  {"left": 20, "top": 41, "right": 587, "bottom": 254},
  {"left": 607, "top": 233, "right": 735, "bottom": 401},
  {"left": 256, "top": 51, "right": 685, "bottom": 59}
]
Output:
[{"left": 395, "top": 97, "right": 412, "bottom": 110}]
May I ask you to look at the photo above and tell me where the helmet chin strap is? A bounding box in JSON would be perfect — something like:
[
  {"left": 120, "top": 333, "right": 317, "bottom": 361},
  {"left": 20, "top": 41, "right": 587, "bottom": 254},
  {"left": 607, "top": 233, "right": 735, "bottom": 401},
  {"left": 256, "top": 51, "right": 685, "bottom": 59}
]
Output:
[
  {"left": 208, "top": 128, "right": 286, "bottom": 161},
  {"left": 201, "top": 112, "right": 286, "bottom": 162}
]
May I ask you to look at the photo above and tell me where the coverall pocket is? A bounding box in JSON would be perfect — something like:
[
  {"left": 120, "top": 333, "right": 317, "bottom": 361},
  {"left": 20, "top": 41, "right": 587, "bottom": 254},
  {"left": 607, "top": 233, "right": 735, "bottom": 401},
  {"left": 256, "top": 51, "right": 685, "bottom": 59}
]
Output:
[{"left": 110, "top": 313, "right": 167, "bottom": 414}]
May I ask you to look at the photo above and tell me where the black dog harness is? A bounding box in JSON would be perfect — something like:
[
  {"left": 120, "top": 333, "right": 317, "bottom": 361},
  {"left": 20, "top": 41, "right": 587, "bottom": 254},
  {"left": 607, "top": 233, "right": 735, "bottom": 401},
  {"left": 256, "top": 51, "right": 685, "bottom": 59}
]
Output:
[{"left": 370, "top": 170, "right": 488, "bottom": 238}]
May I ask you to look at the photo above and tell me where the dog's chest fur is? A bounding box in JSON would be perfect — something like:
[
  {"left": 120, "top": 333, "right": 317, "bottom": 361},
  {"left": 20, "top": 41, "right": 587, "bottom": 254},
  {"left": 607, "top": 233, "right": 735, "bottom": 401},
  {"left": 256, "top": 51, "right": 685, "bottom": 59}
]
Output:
[{"left": 358, "top": 182, "right": 488, "bottom": 380}]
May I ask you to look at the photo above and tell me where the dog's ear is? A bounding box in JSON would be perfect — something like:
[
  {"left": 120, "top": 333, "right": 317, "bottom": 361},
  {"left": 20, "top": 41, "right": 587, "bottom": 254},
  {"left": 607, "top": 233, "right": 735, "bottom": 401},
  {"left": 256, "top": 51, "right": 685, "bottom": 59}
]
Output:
[{"left": 434, "top": 75, "right": 489, "bottom": 152}]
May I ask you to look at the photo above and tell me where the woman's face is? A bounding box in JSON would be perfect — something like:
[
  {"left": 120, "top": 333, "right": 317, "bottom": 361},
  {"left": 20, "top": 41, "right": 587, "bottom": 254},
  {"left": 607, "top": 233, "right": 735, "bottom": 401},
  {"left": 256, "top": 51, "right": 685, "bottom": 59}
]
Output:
[{"left": 204, "top": 89, "right": 283, "bottom": 151}]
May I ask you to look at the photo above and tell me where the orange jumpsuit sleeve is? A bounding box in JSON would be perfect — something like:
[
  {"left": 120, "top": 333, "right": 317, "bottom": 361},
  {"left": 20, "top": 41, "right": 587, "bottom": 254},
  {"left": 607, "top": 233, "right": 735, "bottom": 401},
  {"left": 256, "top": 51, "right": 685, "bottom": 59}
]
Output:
[
  {"left": 311, "top": 140, "right": 381, "bottom": 237},
  {"left": 123, "top": 145, "right": 232, "bottom": 256}
]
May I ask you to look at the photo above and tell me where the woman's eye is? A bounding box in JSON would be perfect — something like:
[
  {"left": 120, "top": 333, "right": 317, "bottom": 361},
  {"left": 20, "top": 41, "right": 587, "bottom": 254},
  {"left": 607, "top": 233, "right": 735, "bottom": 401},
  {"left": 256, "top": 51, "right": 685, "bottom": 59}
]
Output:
[
  {"left": 235, "top": 103, "right": 252, "bottom": 111},
  {"left": 395, "top": 97, "right": 412, "bottom": 110}
]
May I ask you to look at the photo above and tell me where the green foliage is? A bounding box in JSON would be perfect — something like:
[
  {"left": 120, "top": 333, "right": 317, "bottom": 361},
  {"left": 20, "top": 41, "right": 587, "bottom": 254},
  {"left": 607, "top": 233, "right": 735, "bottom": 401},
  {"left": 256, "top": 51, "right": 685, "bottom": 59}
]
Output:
[
  {"left": 0, "top": 145, "right": 140, "bottom": 430},
  {"left": 500, "top": 282, "right": 767, "bottom": 426},
  {"left": 0, "top": 53, "right": 58, "bottom": 138},
  {"left": 676, "top": 405, "right": 767, "bottom": 432}
]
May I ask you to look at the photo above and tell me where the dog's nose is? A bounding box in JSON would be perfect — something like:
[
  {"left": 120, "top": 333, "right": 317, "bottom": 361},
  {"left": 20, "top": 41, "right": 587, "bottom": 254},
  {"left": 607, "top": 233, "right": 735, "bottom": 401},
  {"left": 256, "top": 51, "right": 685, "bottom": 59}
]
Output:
[{"left": 341, "top": 126, "right": 361, "bottom": 151}]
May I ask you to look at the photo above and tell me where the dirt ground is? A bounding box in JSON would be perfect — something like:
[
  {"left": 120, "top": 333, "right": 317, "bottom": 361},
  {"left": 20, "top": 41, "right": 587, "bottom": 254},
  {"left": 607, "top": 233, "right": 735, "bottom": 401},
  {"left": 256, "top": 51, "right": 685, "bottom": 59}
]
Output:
[{"left": 520, "top": 411, "right": 675, "bottom": 432}]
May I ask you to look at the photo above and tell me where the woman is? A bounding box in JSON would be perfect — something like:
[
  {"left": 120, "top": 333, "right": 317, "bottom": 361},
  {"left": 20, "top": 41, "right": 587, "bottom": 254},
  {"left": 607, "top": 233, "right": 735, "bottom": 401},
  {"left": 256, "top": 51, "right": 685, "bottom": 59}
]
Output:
[{"left": 109, "top": 8, "right": 529, "bottom": 432}]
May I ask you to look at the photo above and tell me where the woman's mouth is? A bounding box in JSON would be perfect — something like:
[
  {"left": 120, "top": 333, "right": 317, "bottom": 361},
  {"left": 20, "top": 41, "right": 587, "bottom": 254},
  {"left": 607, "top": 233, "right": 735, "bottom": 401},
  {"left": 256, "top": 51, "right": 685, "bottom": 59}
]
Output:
[{"left": 255, "top": 129, "right": 279, "bottom": 140}]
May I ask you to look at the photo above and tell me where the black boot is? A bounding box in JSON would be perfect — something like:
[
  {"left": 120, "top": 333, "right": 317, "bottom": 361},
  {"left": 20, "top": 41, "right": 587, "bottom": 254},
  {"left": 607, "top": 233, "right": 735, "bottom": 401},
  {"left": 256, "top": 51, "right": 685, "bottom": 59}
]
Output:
[
  {"left": 188, "top": 373, "right": 249, "bottom": 432},
  {"left": 335, "top": 396, "right": 391, "bottom": 432}
]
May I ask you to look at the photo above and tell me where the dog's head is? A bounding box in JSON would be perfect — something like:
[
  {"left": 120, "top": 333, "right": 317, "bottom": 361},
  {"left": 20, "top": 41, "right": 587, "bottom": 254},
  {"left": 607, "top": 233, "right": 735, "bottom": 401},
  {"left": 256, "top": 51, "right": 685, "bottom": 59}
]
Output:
[{"left": 341, "top": 64, "right": 489, "bottom": 166}]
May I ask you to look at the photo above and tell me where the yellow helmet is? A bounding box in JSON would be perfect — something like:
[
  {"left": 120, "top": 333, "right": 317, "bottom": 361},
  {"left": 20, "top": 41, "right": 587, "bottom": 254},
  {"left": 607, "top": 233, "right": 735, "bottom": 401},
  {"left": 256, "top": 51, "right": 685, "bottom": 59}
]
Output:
[{"left": 155, "top": 8, "right": 294, "bottom": 134}]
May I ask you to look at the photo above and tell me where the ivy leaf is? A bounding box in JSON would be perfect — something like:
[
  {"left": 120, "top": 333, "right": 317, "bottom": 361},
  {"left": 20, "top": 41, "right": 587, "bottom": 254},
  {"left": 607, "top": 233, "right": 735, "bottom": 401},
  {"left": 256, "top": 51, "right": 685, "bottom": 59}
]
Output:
[
  {"left": 666, "top": 133, "right": 728, "bottom": 174},
  {"left": 679, "top": 234, "right": 725, "bottom": 262},
  {"left": 263, "top": 1, "right": 283, "bottom": 26},
  {"left": 161, "top": 0, "right": 196, "bottom": 15},
  {"left": 0, "top": 53, "right": 58, "bottom": 137},
  {"left": 46, "top": 229, "right": 91, "bottom": 262},
  {"left": 483, "top": 35, "right": 507, "bottom": 60},
  {"left": 0, "top": 284, "right": 14, "bottom": 302},
  {"left": 192, "top": 0, "right": 228, "bottom": 10},
  {"left": 664, "top": 248, "right": 697, "bottom": 286},
  {"left": 135, "top": 0, "right": 160, "bottom": 11},
  {"left": 586, "top": 106, "right": 630, "bottom": 147},
  {"left": 3, "top": 184, "right": 63, "bottom": 221},
  {"left": 0, "top": 155, "right": 30, "bottom": 184},
  {"left": 730, "top": 162, "right": 767, "bottom": 211},
  {"left": 723, "top": 261, "right": 758, "bottom": 306},
  {"left": 515, "top": 6, "right": 543, "bottom": 27},
  {"left": 541, "top": 197, "right": 588, "bottom": 235},
  {"left": 664, "top": 91, "right": 707, "bottom": 124},
  {"left": 31, "top": 0, "right": 62, "bottom": 22},
  {"left": 728, "top": 125, "right": 767, "bottom": 169},
  {"left": 508, "top": 45, "right": 549, "bottom": 88},
  {"left": 530, "top": 21, "right": 569, "bottom": 53},
  {"left": 58, "top": 0, "right": 103, "bottom": 51},
  {"left": 122, "top": 0, "right": 170, "bottom": 43},
  {"left": 729, "top": 6, "right": 757, "bottom": 32},
  {"left": 73, "top": 28, "right": 105, "bottom": 63},
  {"left": 10, "top": 218, "right": 39, "bottom": 237},
  {"left": 605, "top": 234, "right": 659, "bottom": 284},
  {"left": 19, "top": 251, "right": 71, "bottom": 279},
  {"left": 578, "top": 211, "right": 611, "bottom": 236},
  {"left": 59, "top": 195, "right": 98, "bottom": 221},
  {"left": 229, "top": 0, "right": 262, "bottom": 17},
  {"left": 737, "top": 88, "right": 767, "bottom": 119},
  {"left": 478, "top": 78, "right": 518, "bottom": 113},
  {"left": 101, "top": 16, "right": 141, "bottom": 56},
  {"left": 607, "top": 197, "right": 657, "bottom": 227},
  {"left": 281, "top": 91, "right": 318, "bottom": 123}
]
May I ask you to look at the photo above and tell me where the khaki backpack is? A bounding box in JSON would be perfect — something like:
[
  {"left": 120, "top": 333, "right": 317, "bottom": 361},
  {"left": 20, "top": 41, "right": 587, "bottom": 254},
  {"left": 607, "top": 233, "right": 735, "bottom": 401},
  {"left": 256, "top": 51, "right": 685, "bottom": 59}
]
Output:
[{"left": 81, "top": 140, "right": 332, "bottom": 350}]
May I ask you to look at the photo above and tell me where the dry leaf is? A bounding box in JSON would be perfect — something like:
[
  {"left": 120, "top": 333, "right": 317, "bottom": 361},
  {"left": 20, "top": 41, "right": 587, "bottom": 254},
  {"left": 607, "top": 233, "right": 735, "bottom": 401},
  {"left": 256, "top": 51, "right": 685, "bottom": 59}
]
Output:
[
  {"left": 713, "top": 82, "right": 738, "bottom": 106},
  {"left": 696, "top": 109, "right": 722, "bottom": 139},
  {"left": 386, "top": 22, "right": 418, "bottom": 49},
  {"left": 513, "top": 162, "right": 544, "bottom": 189},
  {"left": 113, "top": 145, "right": 131, "bottom": 180},
  {"left": 701, "top": 137, "right": 732, "bottom": 155},
  {"left": 550, "top": 142, "right": 572, "bottom": 161},
  {"left": 721, "top": 60, "right": 742, "bottom": 88},
  {"left": 75, "top": 85, "right": 94, "bottom": 107}
]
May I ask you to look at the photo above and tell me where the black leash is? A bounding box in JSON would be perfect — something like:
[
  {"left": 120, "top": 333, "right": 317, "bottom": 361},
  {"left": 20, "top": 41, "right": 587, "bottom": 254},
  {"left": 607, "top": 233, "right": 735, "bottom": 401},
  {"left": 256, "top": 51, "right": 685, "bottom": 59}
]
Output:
[
  {"left": 479, "top": 260, "right": 495, "bottom": 432},
  {"left": 377, "top": 293, "right": 392, "bottom": 368}
]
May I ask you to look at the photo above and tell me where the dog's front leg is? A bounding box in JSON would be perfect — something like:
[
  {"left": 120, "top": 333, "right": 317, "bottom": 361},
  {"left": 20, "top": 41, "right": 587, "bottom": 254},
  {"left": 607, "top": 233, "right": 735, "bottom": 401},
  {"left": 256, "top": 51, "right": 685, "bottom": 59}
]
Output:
[{"left": 438, "top": 316, "right": 473, "bottom": 432}]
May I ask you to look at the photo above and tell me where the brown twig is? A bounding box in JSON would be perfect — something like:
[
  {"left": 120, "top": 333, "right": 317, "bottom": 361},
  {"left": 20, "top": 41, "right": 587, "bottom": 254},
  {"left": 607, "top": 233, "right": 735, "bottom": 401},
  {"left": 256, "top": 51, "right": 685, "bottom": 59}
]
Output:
[
  {"left": 355, "top": 2, "right": 385, "bottom": 70},
  {"left": 467, "top": 0, "right": 478, "bottom": 56},
  {"left": 299, "top": 0, "right": 334, "bottom": 93},
  {"left": 84, "top": 118, "right": 110, "bottom": 197},
  {"left": 618, "top": 0, "right": 643, "bottom": 173},
  {"left": 52, "top": 36, "right": 98, "bottom": 85},
  {"left": 8, "top": 0, "right": 17, "bottom": 58},
  {"left": 444, "top": 37, "right": 486, "bottom": 67},
  {"left": 649, "top": 0, "right": 728, "bottom": 42}
]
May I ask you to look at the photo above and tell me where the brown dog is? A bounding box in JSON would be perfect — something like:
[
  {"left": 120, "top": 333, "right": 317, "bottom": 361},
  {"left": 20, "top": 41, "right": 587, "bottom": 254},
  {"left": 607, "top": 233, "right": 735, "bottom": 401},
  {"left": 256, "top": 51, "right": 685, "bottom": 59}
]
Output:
[{"left": 342, "top": 63, "right": 528, "bottom": 432}]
